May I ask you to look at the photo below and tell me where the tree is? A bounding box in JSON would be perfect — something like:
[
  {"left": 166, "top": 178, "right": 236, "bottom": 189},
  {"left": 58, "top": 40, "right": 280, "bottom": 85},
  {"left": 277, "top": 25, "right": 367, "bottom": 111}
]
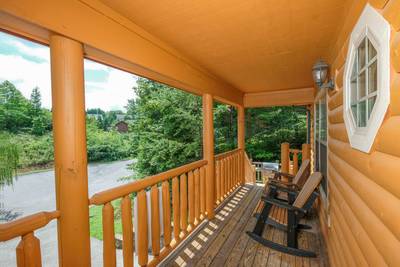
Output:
[
  {"left": 126, "top": 78, "right": 202, "bottom": 178},
  {"left": 245, "top": 106, "right": 307, "bottom": 162},
  {"left": 30, "top": 87, "right": 41, "bottom": 114},
  {"left": 0, "top": 81, "right": 33, "bottom": 133}
]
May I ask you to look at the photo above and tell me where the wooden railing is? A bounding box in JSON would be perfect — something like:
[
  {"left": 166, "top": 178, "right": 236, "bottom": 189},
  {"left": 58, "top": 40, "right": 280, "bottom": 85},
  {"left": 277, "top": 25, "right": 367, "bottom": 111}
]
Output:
[
  {"left": 0, "top": 210, "right": 60, "bottom": 267},
  {"left": 252, "top": 161, "right": 264, "bottom": 183},
  {"left": 89, "top": 159, "right": 208, "bottom": 267},
  {"left": 281, "top": 143, "right": 311, "bottom": 176},
  {"left": 244, "top": 152, "right": 256, "bottom": 184},
  {"left": 289, "top": 148, "right": 301, "bottom": 175},
  {"left": 214, "top": 148, "right": 243, "bottom": 205}
]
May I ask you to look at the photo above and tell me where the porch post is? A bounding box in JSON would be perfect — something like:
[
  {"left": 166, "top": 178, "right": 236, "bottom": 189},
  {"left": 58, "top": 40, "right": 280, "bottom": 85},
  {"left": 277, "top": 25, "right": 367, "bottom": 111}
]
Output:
[
  {"left": 237, "top": 105, "right": 245, "bottom": 184},
  {"left": 50, "top": 35, "right": 91, "bottom": 266},
  {"left": 281, "top": 142, "right": 290, "bottom": 174},
  {"left": 202, "top": 93, "right": 215, "bottom": 219}
]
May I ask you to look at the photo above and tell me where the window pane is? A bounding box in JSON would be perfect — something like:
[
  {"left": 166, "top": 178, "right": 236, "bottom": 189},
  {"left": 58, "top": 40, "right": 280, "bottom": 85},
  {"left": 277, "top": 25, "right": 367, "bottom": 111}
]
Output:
[
  {"left": 351, "top": 57, "right": 357, "bottom": 79},
  {"left": 368, "top": 61, "right": 377, "bottom": 94},
  {"left": 358, "top": 100, "right": 367, "bottom": 127},
  {"left": 351, "top": 78, "right": 357, "bottom": 104},
  {"left": 368, "top": 96, "right": 376, "bottom": 119},
  {"left": 351, "top": 104, "right": 357, "bottom": 122},
  {"left": 368, "top": 39, "right": 377, "bottom": 61},
  {"left": 358, "top": 70, "right": 366, "bottom": 99},
  {"left": 358, "top": 38, "right": 366, "bottom": 70}
]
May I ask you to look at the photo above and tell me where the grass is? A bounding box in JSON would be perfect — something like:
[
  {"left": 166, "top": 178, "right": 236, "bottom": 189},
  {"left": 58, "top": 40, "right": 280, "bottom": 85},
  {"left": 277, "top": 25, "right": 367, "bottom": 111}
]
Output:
[{"left": 89, "top": 199, "right": 123, "bottom": 240}]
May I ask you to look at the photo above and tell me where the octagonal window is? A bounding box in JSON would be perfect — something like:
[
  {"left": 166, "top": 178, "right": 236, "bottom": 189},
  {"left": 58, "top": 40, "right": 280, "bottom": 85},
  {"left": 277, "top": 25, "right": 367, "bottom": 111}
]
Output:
[
  {"left": 350, "top": 38, "right": 377, "bottom": 127},
  {"left": 343, "top": 4, "right": 390, "bottom": 153}
]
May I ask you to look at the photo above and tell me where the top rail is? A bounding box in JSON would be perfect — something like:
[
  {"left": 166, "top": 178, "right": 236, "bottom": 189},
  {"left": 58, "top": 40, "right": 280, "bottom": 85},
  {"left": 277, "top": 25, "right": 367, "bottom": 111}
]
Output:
[
  {"left": 214, "top": 148, "right": 241, "bottom": 160},
  {"left": 0, "top": 211, "right": 60, "bottom": 241},
  {"left": 90, "top": 159, "right": 207, "bottom": 205}
]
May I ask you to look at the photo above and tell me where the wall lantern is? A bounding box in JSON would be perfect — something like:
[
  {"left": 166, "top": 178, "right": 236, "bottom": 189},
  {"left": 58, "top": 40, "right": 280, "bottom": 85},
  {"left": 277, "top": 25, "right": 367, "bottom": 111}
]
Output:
[{"left": 312, "top": 59, "right": 335, "bottom": 90}]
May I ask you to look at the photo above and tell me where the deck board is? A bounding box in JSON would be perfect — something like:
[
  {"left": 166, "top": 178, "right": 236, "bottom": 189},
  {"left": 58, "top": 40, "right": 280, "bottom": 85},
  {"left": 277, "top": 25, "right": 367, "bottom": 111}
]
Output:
[{"left": 161, "top": 184, "right": 328, "bottom": 267}]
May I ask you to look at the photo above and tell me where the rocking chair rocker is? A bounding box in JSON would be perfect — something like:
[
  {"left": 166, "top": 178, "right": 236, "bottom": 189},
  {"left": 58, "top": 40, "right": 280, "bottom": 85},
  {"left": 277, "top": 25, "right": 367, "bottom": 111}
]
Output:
[{"left": 247, "top": 172, "right": 322, "bottom": 257}]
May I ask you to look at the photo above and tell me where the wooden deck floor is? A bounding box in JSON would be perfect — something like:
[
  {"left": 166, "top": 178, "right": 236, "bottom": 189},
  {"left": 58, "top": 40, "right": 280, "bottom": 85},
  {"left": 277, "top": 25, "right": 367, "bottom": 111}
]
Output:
[{"left": 161, "top": 184, "right": 328, "bottom": 267}]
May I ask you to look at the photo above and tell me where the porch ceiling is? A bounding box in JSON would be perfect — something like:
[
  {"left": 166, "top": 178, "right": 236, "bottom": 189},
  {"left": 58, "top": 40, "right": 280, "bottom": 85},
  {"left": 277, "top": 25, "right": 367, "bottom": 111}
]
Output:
[{"left": 100, "top": 0, "right": 348, "bottom": 93}]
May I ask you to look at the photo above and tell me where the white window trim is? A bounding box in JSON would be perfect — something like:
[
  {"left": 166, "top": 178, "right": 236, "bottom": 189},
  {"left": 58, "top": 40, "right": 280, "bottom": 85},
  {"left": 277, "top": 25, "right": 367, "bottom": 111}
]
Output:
[
  {"left": 343, "top": 4, "right": 391, "bottom": 153},
  {"left": 314, "top": 88, "right": 329, "bottom": 211}
]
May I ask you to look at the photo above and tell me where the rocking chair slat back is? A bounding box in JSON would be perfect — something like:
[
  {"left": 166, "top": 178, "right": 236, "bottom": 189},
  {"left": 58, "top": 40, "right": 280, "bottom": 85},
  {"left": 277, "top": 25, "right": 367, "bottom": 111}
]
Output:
[
  {"left": 292, "top": 159, "right": 310, "bottom": 187},
  {"left": 293, "top": 172, "right": 322, "bottom": 208}
]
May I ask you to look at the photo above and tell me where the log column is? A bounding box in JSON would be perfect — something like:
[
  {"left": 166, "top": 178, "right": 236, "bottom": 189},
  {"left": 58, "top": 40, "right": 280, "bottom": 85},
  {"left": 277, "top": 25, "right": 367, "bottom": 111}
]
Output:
[
  {"left": 50, "top": 35, "right": 91, "bottom": 266},
  {"left": 237, "top": 105, "right": 245, "bottom": 184},
  {"left": 202, "top": 93, "right": 215, "bottom": 219},
  {"left": 281, "top": 142, "right": 290, "bottom": 174}
]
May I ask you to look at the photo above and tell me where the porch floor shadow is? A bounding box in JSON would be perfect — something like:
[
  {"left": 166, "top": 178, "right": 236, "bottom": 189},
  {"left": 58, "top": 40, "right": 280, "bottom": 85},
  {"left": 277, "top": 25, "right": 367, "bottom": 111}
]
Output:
[{"left": 160, "top": 183, "right": 328, "bottom": 267}]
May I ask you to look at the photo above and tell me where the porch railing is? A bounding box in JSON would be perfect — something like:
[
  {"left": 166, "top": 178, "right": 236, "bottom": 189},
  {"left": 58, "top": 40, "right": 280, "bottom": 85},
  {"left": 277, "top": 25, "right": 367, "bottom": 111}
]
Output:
[
  {"left": 0, "top": 211, "right": 60, "bottom": 267},
  {"left": 214, "top": 148, "right": 243, "bottom": 205},
  {"left": 1, "top": 149, "right": 246, "bottom": 267},
  {"left": 89, "top": 159, "right": 207, "bottom": 267}
]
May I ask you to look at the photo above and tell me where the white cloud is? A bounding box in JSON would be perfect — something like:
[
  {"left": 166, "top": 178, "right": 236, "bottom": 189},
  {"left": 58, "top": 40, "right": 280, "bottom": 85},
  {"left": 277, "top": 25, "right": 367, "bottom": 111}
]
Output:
[
  {"left": 0, "top": 53, "right": 52, "bottom": 108},
  {"left": 8, "top": 38, "right": 49, "bottom": 62},
  {"left": 84, "top": 63, "right": 137, "bottom": 111},
  {"left": 0, "top": 37, "right": 137, "bottom": 111}
]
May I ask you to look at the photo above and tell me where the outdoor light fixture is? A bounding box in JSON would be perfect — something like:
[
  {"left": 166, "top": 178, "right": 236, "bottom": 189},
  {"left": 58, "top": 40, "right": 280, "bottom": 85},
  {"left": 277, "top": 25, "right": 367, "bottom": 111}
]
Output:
[{"left": 312, "top": 59, "right": 335, "bottom": 90}]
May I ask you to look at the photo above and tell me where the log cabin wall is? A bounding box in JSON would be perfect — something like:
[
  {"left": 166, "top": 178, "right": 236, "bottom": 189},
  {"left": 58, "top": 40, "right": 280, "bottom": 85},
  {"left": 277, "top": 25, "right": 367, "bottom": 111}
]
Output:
[{"left": 321, "top": 0, "right": 400, "bottom": 266}]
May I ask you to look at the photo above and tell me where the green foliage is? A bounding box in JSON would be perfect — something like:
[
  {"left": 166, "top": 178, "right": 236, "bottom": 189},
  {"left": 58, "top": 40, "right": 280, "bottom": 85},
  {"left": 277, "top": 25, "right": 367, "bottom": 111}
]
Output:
[
  {"left": 127, "top": 78, "right": 202, "bottom": 178},
  {"left": 86, "top": 118, "right": 132, "bottom": 162},
  {"left": 0, "top": 81, "right": 33, "bottom": 133},
  {"left": 214, "top": 103, "right": 237, "bottom": 154},
  {"left": 245, "top": 106, "right": 307, "bottom": 162},
  {"left": 13, "top": 133, "right": 54, "bottom": 169},
  {"left": 0, "top": 81, "right": 52, "bottom": 135},
  {"left": 0, "top": 133, "right": 19, "bottom": 186}
]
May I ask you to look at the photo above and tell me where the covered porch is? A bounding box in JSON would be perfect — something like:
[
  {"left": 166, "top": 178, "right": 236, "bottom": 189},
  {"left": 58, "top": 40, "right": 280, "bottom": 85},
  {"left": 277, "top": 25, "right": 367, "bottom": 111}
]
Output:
[
  {"left": 1, "top": 0, "right": 400, "bottom": 266},
  {"left": 162, "top": 183, "right": 328, "bottom": 267}
]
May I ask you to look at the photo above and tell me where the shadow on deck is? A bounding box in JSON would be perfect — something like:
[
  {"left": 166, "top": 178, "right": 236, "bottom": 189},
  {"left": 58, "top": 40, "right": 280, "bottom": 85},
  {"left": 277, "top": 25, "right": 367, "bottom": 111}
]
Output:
[{"left": 161, "top": 184, "right": 328, "bottom": 267}]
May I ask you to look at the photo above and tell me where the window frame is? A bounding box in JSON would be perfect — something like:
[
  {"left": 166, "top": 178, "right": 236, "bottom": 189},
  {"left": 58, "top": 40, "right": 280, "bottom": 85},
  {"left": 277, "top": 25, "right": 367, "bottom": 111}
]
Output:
[
  {"left": 314, "top": 88, "right": 328, "bottom": 209},
  {"left": 343, "top": 4, "right": 391, "bottom": 153}
]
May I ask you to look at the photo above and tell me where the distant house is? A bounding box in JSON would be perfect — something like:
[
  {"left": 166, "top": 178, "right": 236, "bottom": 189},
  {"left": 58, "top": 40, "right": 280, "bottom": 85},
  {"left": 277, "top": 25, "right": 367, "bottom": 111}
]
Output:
[{"left": 115, "top": 121, "right": 128, "bottom": 133}]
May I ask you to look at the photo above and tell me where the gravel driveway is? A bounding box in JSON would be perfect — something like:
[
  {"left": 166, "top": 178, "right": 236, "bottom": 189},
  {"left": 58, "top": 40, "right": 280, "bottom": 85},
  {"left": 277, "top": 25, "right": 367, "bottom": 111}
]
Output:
[{"left": 0, "top": 159, "right": 134, "bottom": 267}]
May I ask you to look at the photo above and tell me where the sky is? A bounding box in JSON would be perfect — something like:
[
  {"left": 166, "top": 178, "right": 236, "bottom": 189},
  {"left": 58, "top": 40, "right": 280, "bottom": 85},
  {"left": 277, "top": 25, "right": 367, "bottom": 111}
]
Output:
[{"left": 0, "top": 31, "right": 137, "bottom": 111}]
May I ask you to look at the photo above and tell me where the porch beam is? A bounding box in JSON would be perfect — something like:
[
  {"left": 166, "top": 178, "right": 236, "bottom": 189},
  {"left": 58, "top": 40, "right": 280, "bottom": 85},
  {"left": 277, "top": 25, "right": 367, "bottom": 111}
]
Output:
[
  {"left": 202, "top": 93, "right": 215, "bottom": 219},
  {"left": 243, "top": 87, "right": 315, "bottom": 108},
  {"left": 50, "top": 34, "right": 91, "bottom": 266},
  {"left": 0, "top": 0, "right": 243, "bottom": 105},
  {"left": 237, "top": 105, "right": 245, "bottom": 184}
]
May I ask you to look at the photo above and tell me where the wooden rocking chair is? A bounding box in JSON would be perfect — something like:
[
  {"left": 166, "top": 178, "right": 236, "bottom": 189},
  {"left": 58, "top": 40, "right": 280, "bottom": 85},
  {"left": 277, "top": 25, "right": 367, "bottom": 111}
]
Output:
[
  {"left": 259, "top": 159, "right": 311, "bottom": 206},
  {"left": 247, "top": 172, "right": 322, "bottom": 257}
]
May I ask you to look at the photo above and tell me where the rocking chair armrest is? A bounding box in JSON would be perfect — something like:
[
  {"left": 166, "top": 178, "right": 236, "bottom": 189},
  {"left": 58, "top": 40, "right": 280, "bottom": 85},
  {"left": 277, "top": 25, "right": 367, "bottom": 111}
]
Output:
[
  {"left": 271, "top": 170, "right": 295, "bottom": 179},
  {"left": 268, "top": 180, "right": 299, "bottom": 190},
  {"left": 269, "top": 183, "right": 299, "bottom": 193},
  {"left": 261, "top": 196, "right": 306, "bottom": 214}
]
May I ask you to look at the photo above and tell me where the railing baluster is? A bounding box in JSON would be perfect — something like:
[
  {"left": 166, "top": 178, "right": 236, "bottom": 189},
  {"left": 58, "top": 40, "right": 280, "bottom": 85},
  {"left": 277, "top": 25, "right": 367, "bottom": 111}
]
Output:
[
  {"left": 218, "top": 160, "right": 224, "bottom": 203},
  {"left": 103, "top": 202, "right": 116, "bottom": 267},
  {"left": 200, "top": 166, "right": 206, "bottom": 218},
  {"left": 188, "top": 171, "right": 195, "bottom": 231},
  {"left": 162, "top": 181, "right": 172, "bottom": 247},
  {"left": 194, "top": 168, "right": 200, "bottom": 224},
  {"left": 215, "top": 160, "right": 221, "bottom": 204},
  {"left": 224, "top": 158, "right": 228, "bottom": 197},
  {"left": 180, "top": 173, "right": 188, "bottom": 235},
  {"left": 172, "top": 177, "right": 180, "bottom": 242},
  {"left": 229, "top": 156, "right": 232, "bottom": 192},
  {"left": 151, "top": 185, "right": 160, "bottom": 257},
  {"left": 293, "top": 151, "right": 299, "bottom": 175},
  {"left": 137, "top": 190, "right": 148, "bottom": 266},
  {"left": 16, "top": 232, "right": 41, "bottom": 267},
  {"left": 121, "top": 195, "right": 134, "bottom": 267}
]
